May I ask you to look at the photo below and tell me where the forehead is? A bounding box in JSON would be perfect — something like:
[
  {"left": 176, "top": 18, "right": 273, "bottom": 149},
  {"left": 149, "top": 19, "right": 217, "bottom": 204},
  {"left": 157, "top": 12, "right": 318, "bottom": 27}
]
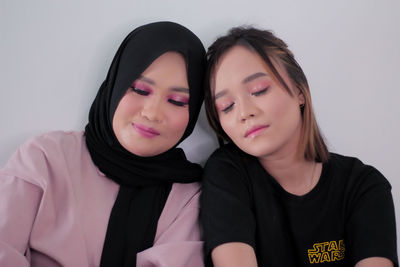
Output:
[
  {"left": 140, "top": 51, "right": 189, "bottom": 87},
  {"left": 213, "top": 45, "right": 294, "bottom": 95},
  {"left": 213, "top": 45, "right": 269, "bottom": 89}
]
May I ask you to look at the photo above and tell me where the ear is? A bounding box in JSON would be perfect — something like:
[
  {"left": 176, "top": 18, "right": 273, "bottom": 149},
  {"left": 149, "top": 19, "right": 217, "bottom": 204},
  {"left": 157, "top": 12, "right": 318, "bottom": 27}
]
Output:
[{"left": 296, "top": 87, "right": 305, "bottom": 105}]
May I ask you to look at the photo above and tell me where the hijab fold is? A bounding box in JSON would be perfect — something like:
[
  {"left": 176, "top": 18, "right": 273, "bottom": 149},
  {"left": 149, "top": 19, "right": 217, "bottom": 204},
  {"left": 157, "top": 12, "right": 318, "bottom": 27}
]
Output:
[{"left": 84, "top": 21, "right": 206, "bottom": 267}]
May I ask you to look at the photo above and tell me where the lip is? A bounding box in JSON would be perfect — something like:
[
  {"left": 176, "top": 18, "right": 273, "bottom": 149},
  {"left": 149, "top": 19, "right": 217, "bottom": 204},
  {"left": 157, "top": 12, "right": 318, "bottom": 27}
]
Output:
[
  {"left": 245, "top": 125, "right": 269, "bottom": 138},
  {"left": 133, "top": 123, "right": 160, "bottom": 138}
]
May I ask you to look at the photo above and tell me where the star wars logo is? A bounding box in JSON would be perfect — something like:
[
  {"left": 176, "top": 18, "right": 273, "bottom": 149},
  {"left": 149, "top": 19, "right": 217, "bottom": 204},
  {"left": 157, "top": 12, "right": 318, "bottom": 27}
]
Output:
[{"left": 308, "top": 240, "right": 345, "bottom": 264}]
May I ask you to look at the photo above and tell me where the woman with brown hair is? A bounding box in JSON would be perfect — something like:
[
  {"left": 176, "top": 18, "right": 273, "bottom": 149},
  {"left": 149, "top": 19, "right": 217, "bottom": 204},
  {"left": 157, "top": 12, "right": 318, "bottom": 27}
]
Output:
[{"left": 201, "top": 26, "right": 397, "bottom": 267}]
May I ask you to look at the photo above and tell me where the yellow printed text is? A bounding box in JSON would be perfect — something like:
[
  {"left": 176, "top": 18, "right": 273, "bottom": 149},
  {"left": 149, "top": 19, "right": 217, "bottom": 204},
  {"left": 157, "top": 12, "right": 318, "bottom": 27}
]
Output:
[{"left": 307, "top": 240, "right": 345, "bottom": 264}]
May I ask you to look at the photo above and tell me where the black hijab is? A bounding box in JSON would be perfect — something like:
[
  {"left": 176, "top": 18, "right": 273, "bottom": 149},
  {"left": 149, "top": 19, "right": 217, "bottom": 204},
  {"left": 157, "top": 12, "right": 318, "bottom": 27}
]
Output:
[{"left": 84, "top": 21, "right": 206, "bottom": 266}]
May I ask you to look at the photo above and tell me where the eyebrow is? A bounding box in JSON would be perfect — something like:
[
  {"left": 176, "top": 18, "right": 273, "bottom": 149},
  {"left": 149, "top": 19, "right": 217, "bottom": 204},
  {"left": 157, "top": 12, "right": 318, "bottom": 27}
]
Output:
[
  {"left": 138, "top": 76, "right": 155, "bottom": 85},
  {"left": 242, "top": 72, "right": 268, "bottom": 84},
  {"left": 214, "top": 89, "right": 227, "bottom": 100},
  {"left": 138, "top": 76, "right": 189, "bottom": 94},
  {"left": 214, "top": 72, "right": 269, "bottom": 100}
]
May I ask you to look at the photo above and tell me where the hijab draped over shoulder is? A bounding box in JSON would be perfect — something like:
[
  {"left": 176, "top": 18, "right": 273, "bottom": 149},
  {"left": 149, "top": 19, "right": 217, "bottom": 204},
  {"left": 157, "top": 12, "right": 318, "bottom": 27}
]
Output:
[{"left": 84, "top": 21, "right": 206, "bottom": 267}]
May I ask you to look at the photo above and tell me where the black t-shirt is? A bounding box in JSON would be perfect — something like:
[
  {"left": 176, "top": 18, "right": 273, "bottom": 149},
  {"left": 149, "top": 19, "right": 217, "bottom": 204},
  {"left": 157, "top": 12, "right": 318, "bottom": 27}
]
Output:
[{"left": 201, "top": 144, "right": 398, "bottom": 266}]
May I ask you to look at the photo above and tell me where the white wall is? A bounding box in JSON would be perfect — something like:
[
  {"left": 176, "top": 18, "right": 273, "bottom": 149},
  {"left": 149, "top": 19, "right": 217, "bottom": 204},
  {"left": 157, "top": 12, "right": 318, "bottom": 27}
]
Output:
[{"left": 1, "top": 0, "right": 399, "bottom": 253}]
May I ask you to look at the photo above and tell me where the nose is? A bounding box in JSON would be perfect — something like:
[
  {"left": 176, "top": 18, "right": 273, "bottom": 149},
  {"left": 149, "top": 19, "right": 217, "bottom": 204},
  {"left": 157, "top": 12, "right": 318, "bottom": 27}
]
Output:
[
  {"left": 238, "top": 97, "right": 258, "bottom": 123},
  {"left": 141, "top": 97, "right": 164, "bottom": 123}
]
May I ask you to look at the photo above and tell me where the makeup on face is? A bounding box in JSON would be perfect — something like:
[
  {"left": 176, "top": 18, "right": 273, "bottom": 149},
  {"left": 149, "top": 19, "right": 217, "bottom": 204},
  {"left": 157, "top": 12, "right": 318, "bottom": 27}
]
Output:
[
  {"left": 130, "top": 78, "right": 190, "bottom": 107},
  {"left": 212, "top": 45, "right": 304, "bottom": 159},
  {"left": 132, "top": 123, "right": 160, "bottom": 138},
  {"left": 215, "top": 74, "right": 271, "bottom": 114},
  {"left": 244, "top": 125, "right": 270, "bottom": 138},
  {"left": 112, "top": 51, "right": 190, "bottom": 157}
]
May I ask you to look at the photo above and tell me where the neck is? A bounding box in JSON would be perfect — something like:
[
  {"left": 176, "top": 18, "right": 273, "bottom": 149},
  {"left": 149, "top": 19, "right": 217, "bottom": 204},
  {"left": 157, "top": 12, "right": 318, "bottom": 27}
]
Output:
[{"left": 258, "top": 150, "right": 321, "bottom": 196}]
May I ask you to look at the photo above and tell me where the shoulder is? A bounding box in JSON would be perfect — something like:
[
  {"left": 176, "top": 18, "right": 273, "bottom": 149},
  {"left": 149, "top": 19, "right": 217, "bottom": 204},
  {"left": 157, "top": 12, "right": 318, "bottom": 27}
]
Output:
[
  {"left": 7, "top": 131, "right": 86, "bottom": 158},
  {"left": 14, "top": 131, "right": 87, "bottom": 165},
  {"left": 204, "top": 143, "right": 248, "bottom": 174},
  {"left": 203, "top": 144, "right": 254, "bottom": 195},
  {"left": 327, "top": 152, "right": 391, "bottom": 192},
  {"left": 1, "top": 131, "right": 90, "bottom": 186},
  {"left": 24, "top": 131, "right": 85, "bottom": 152},
  {"left": 207, "top": 142, "right": 243, "bottom": 161}
]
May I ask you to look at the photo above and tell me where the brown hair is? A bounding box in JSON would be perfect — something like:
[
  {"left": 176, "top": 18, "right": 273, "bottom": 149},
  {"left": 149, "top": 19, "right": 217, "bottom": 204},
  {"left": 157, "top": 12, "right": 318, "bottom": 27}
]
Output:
[{"left": 204, "top": 26, "right": 329, "bottom": 162}]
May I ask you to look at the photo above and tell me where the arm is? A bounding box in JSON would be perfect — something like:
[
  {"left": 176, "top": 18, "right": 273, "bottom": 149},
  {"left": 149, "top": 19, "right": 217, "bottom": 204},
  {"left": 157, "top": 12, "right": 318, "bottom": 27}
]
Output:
[
  {"left": 346, "top": 167, "right": 398, "bottom": 266},
  {"left": 355, "top": 257, "right": 394, "bottom": 267},
  {"left": 0, "top": 174, "right": 42, "bottom": 266},
  {"left": 212, "top": 243, "right": 257, "bottom": 267},
  {"left": 0, "top": 136, "right": 55, "bottom": 266},
  {"left": 201, "top": 147, "right": 257, "bottom": 266}
]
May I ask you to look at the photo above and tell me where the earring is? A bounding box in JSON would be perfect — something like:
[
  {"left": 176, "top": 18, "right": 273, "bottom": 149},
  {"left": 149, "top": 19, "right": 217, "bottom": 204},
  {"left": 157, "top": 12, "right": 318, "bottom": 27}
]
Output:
[{"left": 300, "top": 103, "right": 305, "bottom": 112}]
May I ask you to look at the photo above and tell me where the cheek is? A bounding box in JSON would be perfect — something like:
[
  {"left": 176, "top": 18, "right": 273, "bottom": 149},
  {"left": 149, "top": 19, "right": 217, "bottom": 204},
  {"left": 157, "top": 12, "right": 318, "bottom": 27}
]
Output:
[
  {"left": 115, "top": 93, "right": 142, "bottom": 117},
  {"left": 112, "top": 94, "right": 141, "bottom": 132},
  {"left": 166, "top": 108, "right": 189, "bottom": 134},
  {"left": 270, "top": 96, "right": 302, "bottom": 132},
  {"left": 258, "top": 90, "right": 293, "bottom": 118},
  {"left": 219, "top": 115, "right": 237, "bottom": 139},
  {"left": 266, "top": 99, "right": 286, "bottom": 118}
]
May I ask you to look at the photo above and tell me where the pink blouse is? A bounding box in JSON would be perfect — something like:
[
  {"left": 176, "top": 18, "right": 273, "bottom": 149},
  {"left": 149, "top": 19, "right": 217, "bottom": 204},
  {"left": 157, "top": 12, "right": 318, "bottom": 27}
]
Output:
[{"left": 0, "top": 131, "right": 204, "bottom": 267}]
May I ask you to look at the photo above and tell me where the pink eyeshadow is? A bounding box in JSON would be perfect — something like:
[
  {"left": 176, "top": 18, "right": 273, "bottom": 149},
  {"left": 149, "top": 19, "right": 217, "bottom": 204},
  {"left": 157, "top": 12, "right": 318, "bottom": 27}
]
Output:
[{"left": 169, "top": 94, "right": 189, "bottom": 104}]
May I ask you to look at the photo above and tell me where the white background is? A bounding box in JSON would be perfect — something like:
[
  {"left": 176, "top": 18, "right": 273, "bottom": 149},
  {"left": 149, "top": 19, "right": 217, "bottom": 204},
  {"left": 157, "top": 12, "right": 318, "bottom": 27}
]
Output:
[{"left": 1, "top": 0, "right": 399, "bottom": 254}]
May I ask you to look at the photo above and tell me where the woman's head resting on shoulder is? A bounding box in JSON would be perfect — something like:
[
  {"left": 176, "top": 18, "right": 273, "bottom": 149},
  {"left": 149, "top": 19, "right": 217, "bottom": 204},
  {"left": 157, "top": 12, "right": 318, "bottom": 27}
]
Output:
[
  {"left": 86, "top": 21, "right": 206, "bottom": 158},
  {"left": 204, "top": 26, "right": 328, "bottom": 162}
]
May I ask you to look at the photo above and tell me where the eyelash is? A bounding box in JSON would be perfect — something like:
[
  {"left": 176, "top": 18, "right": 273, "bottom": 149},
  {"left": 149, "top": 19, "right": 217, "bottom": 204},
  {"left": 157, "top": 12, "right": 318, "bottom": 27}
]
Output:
[
  {"left": 131, "top": 87, "right": 188, "bottom": 107},
  {"left": 252, "top": 87, "right": 268, "bottom": 96},
  {"left": 220, "top": 87, "right": 269, "bottom": 114},
  {"left": 131, "top": 87, "right": 150, "bottom": 96},
  {"left": 222, "top": 103, "right": 234, "bottom": 113},
  {"left": 168, "top": 99, "right": 188, "bottom": 107}
]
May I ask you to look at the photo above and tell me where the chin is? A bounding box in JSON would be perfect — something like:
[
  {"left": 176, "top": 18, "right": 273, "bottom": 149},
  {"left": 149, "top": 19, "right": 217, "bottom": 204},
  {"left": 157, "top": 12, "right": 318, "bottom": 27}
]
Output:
[{"left": 236, "top": 142, "right": 275, "bottom": 158}]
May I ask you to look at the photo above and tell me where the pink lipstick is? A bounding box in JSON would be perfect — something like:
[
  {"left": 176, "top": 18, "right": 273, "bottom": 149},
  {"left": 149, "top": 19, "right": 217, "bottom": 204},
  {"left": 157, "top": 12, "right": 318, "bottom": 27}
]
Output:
[
  {"left": 133, "top": 123, "right": 160, "bottom": 138},
  {"left": 245, "top": 125, "right": 269, "bottom": 138}
]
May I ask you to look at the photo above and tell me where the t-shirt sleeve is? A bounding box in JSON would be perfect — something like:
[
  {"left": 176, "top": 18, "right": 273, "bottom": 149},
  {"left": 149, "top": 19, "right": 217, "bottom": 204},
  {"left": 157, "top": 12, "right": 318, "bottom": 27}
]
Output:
[
  {"left": 200, "top": 146, "right": 256, "bottom": 257},
  {"left": 345, "top": 167, "right": 398, "bottom": 266}
]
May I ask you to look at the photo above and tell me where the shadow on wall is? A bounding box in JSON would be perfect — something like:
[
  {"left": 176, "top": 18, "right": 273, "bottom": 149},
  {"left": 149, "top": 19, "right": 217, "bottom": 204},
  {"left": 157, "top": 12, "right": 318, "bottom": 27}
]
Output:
[{"left": 179, "top": 104, "right": 219, "bottom": 166}]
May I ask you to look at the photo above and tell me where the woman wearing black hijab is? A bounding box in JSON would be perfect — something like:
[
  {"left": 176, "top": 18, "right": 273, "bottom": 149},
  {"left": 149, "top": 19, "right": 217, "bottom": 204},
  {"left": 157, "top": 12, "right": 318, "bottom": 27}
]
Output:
[{"left": 0, "top": 21, "right": 206, "bottom": 266}]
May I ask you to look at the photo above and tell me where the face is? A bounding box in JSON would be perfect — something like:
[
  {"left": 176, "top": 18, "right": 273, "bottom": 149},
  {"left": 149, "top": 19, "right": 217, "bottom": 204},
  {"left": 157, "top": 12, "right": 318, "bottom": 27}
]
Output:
[
  {"left": 113, "top": 51, "right": 189, "bottom": 157},
  {"left": 213, "top": 45, "right": 305, "bottom": 160}
]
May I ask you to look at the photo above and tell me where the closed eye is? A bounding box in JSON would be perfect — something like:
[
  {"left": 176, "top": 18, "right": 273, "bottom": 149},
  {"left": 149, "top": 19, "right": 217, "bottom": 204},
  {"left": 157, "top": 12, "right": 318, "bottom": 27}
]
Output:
[
  {"left": 168, "top": 99, "right": 188, "bottom": 107},
  {"left": 251, "top": 87, "right": 268, "bottom": 96},
  {"left": 222, "top": 102, "right": 234, "bottom": 113},
  {"left": 131, "top": 87, "right": 150, "bottom": 96}
]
